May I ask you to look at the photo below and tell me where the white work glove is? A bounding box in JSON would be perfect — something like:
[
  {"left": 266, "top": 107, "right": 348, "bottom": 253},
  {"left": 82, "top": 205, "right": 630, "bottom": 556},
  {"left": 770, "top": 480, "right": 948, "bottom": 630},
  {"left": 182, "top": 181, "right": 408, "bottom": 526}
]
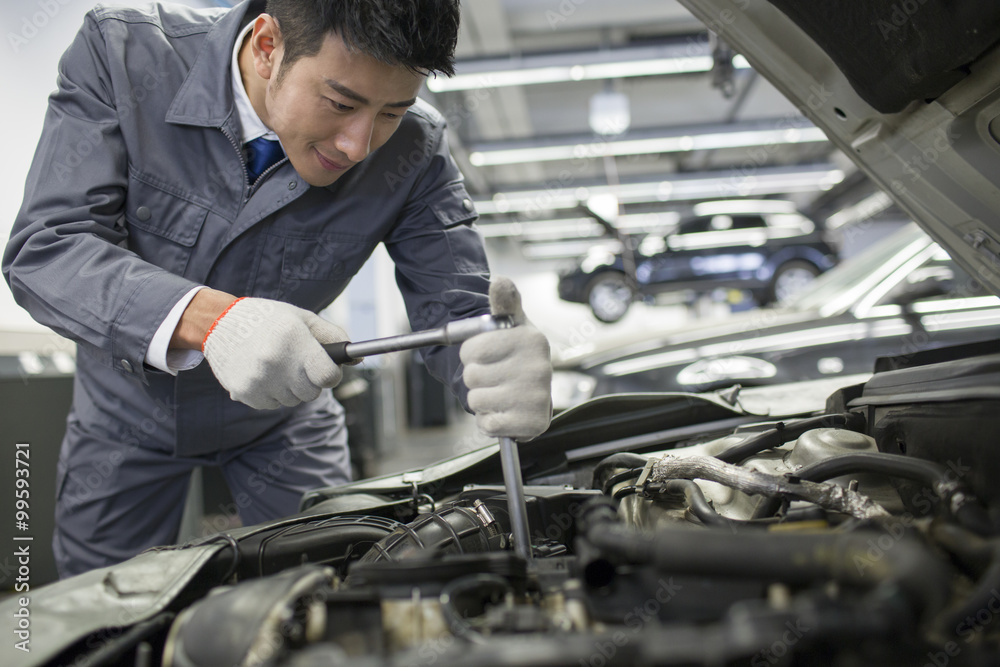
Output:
[
  {"left": 203, "top": 297, "right": 348, "bottom": 410},
  {"left": 460, "top": 277, "right": 553, "bottom": 440}
]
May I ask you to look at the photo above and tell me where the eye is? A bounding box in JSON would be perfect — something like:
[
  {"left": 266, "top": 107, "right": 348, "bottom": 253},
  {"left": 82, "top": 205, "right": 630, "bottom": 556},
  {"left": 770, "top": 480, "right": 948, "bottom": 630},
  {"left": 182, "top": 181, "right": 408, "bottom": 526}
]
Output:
[
  {"left": 328, "top": 99, "right": 352, "bottom": 112},
  {"left": 383, "top": 112, "right": 401, "bottom": 120}
]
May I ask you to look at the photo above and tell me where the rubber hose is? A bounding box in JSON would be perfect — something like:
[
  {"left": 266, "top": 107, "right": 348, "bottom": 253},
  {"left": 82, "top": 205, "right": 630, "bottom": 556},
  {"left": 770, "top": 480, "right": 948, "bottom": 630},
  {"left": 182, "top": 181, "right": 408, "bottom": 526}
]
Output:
[
  {"left": 580, "top": 501, "right": 951, "bottom": 620},
  {"left": 715, "top": 412, "right": 865, "bottom": 464},
  {"left": 591, "top": 452, "right": 649, "bottom": 492},
  {"left": 794, "top": 452, "right": 993, "bottom": 535}
]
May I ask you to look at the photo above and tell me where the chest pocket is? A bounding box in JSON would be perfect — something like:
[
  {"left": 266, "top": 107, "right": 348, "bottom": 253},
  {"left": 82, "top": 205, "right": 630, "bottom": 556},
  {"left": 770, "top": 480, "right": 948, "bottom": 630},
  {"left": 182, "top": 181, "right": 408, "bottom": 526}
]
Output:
[
  {"left": 123, "top": 174, "right": 209, "bottom": 277},
  {"left": 273, "top": 235, "right": 376, "bottom": 310}
]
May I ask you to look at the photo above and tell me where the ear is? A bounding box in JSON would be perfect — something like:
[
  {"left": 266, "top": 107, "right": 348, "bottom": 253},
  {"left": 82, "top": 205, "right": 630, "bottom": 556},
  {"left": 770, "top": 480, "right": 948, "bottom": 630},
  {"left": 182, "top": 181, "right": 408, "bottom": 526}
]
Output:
[{"left": 249, "top": 14, "right": 283, "bottom": 81}]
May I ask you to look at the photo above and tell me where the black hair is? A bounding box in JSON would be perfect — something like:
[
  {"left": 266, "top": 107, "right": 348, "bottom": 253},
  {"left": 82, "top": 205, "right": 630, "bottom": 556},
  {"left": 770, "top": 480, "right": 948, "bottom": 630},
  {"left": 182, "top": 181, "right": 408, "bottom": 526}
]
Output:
[{"left": 264, "top": 0, "right": 460, "bottom": 78}]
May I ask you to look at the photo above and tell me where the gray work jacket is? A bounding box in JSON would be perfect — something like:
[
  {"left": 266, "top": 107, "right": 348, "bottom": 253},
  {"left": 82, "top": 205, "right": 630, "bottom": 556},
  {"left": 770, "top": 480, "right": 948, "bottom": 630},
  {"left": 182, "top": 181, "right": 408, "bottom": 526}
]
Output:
[{"left": 3, "top": 0, "right": 490, "bottom": 457}]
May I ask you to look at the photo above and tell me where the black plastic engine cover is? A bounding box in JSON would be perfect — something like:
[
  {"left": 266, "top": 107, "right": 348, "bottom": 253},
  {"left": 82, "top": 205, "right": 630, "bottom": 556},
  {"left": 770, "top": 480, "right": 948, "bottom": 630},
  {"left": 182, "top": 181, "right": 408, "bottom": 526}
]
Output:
[
  {"left": 850, "top": 349, "right": 1000, "bottom": 515},
  {"left": 868, "top": 401, "right": 1000, "bottom": 518}
]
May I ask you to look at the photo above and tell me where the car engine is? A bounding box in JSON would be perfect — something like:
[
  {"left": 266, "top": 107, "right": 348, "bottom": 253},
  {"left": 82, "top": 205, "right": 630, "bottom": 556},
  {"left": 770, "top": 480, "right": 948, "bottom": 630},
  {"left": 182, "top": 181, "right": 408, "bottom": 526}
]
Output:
[{"left": 16, "top": 343, "right": 1000, "bottom": 667}]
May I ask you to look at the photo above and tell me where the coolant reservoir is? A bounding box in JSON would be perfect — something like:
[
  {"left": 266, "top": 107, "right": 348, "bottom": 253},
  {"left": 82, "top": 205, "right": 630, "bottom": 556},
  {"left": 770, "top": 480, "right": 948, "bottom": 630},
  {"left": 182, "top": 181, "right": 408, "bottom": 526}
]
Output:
[{"left": 787, "top": 427, "right": 877, "bottom": 468}]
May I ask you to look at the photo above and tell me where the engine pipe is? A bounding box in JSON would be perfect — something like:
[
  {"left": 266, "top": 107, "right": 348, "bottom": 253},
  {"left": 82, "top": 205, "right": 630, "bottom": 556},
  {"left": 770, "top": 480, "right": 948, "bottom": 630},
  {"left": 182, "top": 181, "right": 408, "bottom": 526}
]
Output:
[
  {"left": 715, "top": 412, "right": 866, "bottom": 464},
  {"left": 578, "top": 499, "right": 952, "bottom": 622},
  {"left": 792, "top": 452, "right": 993, "bottom": 535},
  {"left": 591, "top": 452, "right": 650, "bottom": 494},
  {"left": 649, "top": 454, "right": 890, "bottom": 520}
]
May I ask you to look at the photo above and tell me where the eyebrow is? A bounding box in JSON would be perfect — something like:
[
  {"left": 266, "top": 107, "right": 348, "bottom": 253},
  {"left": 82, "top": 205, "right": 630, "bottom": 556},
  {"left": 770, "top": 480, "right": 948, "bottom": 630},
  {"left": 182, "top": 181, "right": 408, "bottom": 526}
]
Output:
[{"left": 324, "top": 79, "right": 417, "bottom": 108}]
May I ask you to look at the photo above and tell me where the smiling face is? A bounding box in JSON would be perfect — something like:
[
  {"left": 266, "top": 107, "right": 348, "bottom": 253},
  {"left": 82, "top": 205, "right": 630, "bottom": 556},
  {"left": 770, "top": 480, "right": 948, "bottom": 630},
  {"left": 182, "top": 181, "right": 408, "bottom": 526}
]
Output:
[{"left": 240, "top": 15, "right": 425, "bottom": 187}]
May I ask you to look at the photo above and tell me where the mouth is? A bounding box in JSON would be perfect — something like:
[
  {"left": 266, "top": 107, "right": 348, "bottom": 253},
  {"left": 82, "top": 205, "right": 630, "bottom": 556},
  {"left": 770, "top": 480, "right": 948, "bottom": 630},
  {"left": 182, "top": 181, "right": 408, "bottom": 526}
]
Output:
[{"left": 314, "top": 148, "right": 351, "bottom": 172}]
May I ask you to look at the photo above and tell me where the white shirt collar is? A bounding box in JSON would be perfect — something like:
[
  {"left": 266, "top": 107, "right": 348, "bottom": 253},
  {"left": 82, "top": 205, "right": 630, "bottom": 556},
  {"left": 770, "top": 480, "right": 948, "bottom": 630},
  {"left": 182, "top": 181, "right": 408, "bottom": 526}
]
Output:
[{"left": 231, "top": 21, "right": 278, "bottom": 144}]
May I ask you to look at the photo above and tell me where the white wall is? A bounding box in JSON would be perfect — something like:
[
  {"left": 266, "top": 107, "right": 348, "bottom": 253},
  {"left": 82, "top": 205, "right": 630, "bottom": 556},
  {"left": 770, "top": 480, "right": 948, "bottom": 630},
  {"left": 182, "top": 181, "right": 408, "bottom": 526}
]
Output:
[
  {"left": 3, "top": 1, "right": 98, "bottom": 330},
  {"left": 1, "top": 0, "right": 223, "bottom": 332}
]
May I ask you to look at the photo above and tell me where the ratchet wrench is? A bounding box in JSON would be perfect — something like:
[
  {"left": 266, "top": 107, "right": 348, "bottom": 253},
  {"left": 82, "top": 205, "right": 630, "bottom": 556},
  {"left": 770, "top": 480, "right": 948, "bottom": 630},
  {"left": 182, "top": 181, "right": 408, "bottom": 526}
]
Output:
[
  {"left": 322, "top": 314, "right": 535, "bottom": 563},
  {"left": 323, "top": 313, "right": 512, "bottom": 363}
]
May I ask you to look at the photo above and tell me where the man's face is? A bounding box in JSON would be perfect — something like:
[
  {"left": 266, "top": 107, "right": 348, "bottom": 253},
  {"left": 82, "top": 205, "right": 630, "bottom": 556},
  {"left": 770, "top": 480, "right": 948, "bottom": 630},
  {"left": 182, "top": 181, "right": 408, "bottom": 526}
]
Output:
[{"left": 248, "top": 18, "right": 425, "bottom": 187}]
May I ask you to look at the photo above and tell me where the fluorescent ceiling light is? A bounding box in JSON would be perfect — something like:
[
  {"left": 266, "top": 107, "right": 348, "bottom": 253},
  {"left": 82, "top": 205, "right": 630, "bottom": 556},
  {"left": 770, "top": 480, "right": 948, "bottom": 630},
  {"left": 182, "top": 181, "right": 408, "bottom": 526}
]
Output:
[
  {"left": 474, "top": 166, "right": 845, "bottom": 214},
  {"left": 17, "top": 352, "right": 43, "bottom": 375},
  {"left": 477, "top": 212, "right": 681, "bottom": 239},
  {"left": 615, "top": 211, "right": 681, "bottom": 231},
  {"left": 587, "top": 193, "right": 620, "bottom": 222},
  {"left": 693, "top": 199, "right": 797, "bottom": 215},
  {"left": 521, "top": 240, "right": 620, "bottom": 260},
  {"left": 477, "top": 218, "right": 605, "bottom": 240},
  {"left": 590, "top": 90, "right": 631, "bottom": 136},
  {"left": 469, "top": 126, "right": 828, "bottom": 167},
  {"left": 428, "top": 55, "right": 751, "bottom": 93}
]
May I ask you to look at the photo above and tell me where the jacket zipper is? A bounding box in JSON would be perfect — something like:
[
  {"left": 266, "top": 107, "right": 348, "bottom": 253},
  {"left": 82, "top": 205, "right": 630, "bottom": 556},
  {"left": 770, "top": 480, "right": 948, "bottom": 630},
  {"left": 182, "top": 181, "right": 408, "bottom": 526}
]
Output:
[
  {"left": 221, "top": 126, "right": 290, "bottom": 200},
  {"left": 220, "top": 125, "right": 250, "bottom": 201},
  {"left": 250, "top": 158, "right": 289, "bottom": 196}
]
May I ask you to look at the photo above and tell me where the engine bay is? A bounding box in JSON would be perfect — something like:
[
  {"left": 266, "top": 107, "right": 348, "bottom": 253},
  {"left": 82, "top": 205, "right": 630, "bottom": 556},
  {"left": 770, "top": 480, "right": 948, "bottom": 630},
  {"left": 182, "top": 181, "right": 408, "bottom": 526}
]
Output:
[{"left": 15, "top": 344, "right": 1000, "bottom": 667}]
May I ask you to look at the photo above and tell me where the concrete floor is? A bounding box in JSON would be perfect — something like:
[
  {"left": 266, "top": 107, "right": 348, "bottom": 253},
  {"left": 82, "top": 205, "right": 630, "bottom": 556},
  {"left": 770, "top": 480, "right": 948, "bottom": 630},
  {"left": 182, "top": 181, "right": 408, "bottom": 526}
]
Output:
[{"left": 372, "top": 411, "right": 487, "bottom": 477}]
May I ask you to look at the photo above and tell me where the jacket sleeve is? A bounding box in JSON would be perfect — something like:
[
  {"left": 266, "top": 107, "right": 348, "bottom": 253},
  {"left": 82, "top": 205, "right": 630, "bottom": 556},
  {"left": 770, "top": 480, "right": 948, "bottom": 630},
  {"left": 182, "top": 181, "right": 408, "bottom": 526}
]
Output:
[
  {"left": 2, "top": 11, "right": 199, "bottom": 384},
  {"left": 383, "top": 125, "right": 491, "bottom": 410}
]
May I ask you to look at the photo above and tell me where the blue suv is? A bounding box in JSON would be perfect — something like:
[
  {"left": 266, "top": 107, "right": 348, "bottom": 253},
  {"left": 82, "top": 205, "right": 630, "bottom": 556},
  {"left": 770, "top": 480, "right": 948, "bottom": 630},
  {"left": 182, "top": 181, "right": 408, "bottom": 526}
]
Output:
[{"left": 557, "top": 200, "right": 838, "bottom": 322}]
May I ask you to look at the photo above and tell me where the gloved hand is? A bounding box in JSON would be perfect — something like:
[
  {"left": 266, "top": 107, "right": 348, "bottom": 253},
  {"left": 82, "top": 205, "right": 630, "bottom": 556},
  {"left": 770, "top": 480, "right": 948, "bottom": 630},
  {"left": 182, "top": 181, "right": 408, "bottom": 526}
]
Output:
[
  {"left": 202, "top": 297, "right": 348, "bottom": 410},
  {"left": 460, "top": 277, "right": 553, "bottom": 440}
]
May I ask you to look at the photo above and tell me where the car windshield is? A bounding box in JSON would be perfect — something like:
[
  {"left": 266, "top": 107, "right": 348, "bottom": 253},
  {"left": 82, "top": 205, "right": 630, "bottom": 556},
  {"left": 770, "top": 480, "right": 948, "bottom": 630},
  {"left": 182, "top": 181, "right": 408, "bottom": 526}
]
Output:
[{"left": 782, "top": 223, "right": 927, "bottom": 313}]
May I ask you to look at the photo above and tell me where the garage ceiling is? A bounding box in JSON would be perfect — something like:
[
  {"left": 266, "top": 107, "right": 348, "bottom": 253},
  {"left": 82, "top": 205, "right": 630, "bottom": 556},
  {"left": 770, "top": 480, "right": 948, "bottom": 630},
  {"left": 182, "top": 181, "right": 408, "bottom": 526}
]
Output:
[{"left": 420, "top": 0, "right": 885, "bottom": 249}]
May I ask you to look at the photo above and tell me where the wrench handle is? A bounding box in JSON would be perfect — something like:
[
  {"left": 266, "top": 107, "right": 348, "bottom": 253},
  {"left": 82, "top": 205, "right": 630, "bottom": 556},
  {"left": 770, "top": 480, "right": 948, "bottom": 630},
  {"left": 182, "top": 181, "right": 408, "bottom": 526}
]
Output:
[
  {"left": 323, "top": 314, "right": 512, "bottom": 364},
  {"left": 499, "top": 436, "right": 533, "bottom": 563},
  {"left": 325, "top": 341, "right": 353, "bottom": 365}
]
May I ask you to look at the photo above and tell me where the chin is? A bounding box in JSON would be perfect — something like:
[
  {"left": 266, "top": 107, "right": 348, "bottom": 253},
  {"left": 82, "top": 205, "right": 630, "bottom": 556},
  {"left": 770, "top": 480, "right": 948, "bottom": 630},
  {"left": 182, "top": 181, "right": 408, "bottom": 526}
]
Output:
[
  {"left": 293, "top": 164, "right": 343, "bottom": 188},
  {"left": 303, "top": 173, "right": 339, "bottom": 187}
]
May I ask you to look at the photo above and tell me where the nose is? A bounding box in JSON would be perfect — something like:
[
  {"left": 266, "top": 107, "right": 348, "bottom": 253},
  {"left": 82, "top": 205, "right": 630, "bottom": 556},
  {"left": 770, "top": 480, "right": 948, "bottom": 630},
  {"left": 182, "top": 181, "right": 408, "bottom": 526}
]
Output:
[{"left": 334, "top": 114, "right": 375, "bottom": 164}]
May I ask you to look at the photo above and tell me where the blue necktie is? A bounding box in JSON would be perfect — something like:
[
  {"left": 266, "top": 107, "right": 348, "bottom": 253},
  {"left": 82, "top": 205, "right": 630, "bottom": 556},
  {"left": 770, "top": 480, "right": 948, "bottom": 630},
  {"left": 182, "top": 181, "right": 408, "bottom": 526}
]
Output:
[{"left": 245, "top": 136, "right": 284, "bottom": 183}]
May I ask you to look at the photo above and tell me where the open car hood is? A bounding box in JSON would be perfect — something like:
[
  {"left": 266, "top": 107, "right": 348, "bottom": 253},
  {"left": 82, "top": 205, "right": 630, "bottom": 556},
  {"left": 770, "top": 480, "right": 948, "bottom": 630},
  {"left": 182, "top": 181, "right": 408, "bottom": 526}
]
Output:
[{"left": 677, "top": 0, "right": 1000, "bottom": 298}]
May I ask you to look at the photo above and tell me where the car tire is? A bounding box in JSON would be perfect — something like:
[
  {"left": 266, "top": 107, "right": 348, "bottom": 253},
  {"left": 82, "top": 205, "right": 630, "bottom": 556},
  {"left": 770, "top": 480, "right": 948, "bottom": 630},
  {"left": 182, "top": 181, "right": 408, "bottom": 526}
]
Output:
[
  {"left": 587, "top": 272, "right": 633, "bottom": 323},
  {"left": 766, "top": 260, "right": 821, "bottom": 304}
]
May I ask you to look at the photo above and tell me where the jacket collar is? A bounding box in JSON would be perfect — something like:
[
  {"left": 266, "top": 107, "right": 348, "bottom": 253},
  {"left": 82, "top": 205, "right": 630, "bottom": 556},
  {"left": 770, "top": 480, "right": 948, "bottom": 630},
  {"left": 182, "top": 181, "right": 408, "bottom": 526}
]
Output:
[{"left": 165, "top": 0, "right": 264, "bottom": 130}]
